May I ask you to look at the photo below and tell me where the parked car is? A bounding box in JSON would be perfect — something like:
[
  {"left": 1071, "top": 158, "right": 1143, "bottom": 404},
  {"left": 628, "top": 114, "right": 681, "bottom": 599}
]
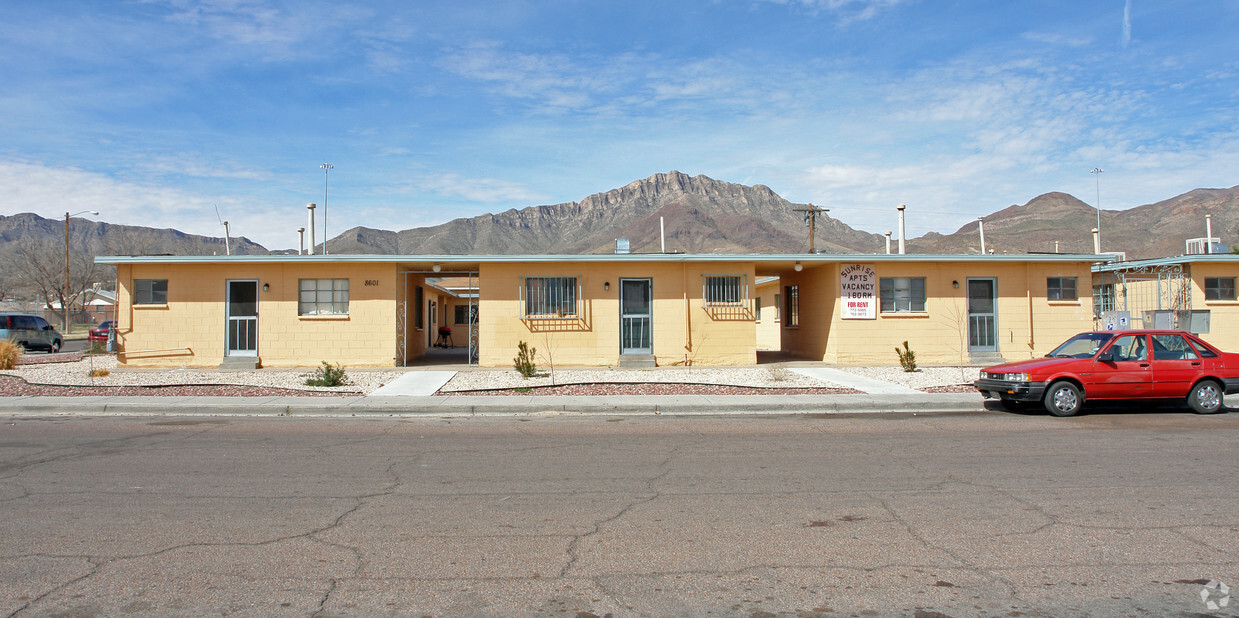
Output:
[
  {"left": 88, "top": 320, "right": 115, "bottom": 342},
  {"left": 975, "top": 330, "right": 1239, "bottom": 416},
  {"left": 0, "top": 313, "right": 63, "bottom": 353}
]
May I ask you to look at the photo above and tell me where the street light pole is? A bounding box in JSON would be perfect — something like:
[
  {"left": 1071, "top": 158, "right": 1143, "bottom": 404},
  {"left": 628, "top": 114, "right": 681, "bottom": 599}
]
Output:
[
  {"left": 64, "top": 210, "right": 99, "bottom": 332},
  {"left": 1090, "top": 168, "right": 1103, "bottom": 252},
  {"left": 320, "top": 163, "right": 333, "bottom": 255}
]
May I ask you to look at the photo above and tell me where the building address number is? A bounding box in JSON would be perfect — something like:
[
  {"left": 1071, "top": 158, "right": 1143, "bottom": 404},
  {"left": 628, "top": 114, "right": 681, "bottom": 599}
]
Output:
[{"left": 364, "top": 279, "right": 379, "bottom": 286}]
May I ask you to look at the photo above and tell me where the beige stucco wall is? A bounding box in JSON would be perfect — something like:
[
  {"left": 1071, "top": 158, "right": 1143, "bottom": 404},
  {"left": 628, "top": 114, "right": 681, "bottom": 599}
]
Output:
[
  {"left": 754, "top": 278, "right": 781, "bottom": 350},
  {"left": 814, "top": 261, "right": 1096, "bottom": 365},
  {"left": 477, "top": 261, "right": 758, "bottom": 367},
  {"left": 115, "top": 262, "right": 400, "bottom": 368},
  {"left": 1191, "top": 261, "right": 1239, "bottom": 350}
]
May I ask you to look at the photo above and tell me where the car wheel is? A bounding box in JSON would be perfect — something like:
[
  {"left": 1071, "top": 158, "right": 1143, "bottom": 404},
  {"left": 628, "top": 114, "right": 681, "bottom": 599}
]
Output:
[
  {"left": 1044, "top": 381, "right": 1083, "bottom": 417},
  {"left": 1188, "top": 380, "right": 1223, "bottom": 414},
  {"left": 49, "top": 339, "right": 62, "bottom": 354}
]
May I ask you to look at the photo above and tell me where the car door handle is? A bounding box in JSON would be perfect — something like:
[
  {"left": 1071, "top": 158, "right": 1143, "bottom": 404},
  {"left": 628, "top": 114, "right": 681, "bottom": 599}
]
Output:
[
  {"left": 1191, "top": 361, "right": 1201, "bottom": 366},
  {"left": 1139, "top": 363, "right": 1150, "bottom": 368}
]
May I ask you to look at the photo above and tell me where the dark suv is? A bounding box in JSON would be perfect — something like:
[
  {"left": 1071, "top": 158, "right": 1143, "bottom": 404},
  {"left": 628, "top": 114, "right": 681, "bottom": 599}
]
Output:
[{"left": 0, "top": 314, "right": 63, "bottom": 353}]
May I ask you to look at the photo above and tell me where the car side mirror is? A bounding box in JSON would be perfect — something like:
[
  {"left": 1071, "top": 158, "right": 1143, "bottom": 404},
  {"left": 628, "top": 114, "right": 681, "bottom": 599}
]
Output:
[{"left": 1096, "top": 350, "right": 1114, "bottom": 362}]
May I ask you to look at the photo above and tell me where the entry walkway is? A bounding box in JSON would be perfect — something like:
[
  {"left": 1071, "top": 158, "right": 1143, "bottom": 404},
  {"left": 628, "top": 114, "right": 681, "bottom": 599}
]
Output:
[
  {"left": 368, "top": 371, "right": 456, "bottom": 396},
  {"left": 788, "top": 367, "right": 922, "bottom": 395}
]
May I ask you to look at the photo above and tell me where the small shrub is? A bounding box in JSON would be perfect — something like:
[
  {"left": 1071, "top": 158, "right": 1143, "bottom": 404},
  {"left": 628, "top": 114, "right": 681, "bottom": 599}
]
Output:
[
  {"left": 895, "top": 341, "right": 917, "bottom": 372},
  {"left": 89, "top": 368, "right": 110, "bottom": 378},
  {"left": 0, "top": 340, "right": 22, "bottom": 370},
  {"left": 514, "top": 341, "right": 538, "bottom": 378},
  {"left": 305, "top": 361, "right": 348, "bottom": 387}
]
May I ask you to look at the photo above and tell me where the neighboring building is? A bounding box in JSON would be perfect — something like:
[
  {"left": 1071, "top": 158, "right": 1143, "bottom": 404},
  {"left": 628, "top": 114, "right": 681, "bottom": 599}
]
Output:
[
  {"left": 96, "top": 253, "right": 1107, "bottom": 369},
  {"left": 1092, "top": 253, "right": 1239, "bottom": 350}
]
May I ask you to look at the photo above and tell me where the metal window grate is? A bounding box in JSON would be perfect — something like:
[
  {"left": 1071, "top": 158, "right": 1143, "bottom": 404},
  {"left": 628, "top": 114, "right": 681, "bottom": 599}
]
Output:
[
  {"left": 703, "top": 274, "right": 747, "bottom": 307},
  {"left": 522, "top": 276, "right": 579, "bottom": 317}
]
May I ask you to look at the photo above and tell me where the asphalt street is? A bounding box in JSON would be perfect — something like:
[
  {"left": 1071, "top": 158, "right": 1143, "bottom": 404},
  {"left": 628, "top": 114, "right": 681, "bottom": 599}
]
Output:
[{"left": 2, "top": 411, "right": 1238, "bottom": 617}]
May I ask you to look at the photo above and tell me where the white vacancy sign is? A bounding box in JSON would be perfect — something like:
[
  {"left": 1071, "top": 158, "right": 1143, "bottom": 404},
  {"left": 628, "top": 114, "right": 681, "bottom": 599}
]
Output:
[{"left": 840, "top": 264, "right": 876, "bottom": 319}]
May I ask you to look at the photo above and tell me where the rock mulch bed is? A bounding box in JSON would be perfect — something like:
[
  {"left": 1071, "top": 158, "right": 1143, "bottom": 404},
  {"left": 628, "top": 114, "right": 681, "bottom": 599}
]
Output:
[
  {"left": 1, "top": 353, "right": 981, "bottom": 397},
  {"left": 0, "top": 374, "right": 361, "bottom": 397}
]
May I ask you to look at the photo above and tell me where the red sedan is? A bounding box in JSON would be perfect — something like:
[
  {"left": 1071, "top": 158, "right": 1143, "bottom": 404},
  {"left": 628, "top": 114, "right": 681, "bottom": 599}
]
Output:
[
  {"left": 975, "top": 330, "right": 1239, "bottom": 416},
  {"left": 88, "top": 321, "right": 114, "bottom": 342}
]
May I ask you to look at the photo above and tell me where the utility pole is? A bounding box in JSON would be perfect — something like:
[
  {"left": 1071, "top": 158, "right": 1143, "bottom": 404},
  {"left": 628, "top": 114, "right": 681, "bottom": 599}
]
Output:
[
  {"left": 793, "top": 204, "right": 829, "bottom": 253},
  {"left": 320, "top": 163, "right": 333, "bottom": 255}
]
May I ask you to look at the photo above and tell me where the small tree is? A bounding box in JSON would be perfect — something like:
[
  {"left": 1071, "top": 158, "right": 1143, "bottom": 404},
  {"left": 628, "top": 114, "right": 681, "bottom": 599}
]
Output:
[
  {"left": 895, "top": 341, "right": 917, "bottom": 372},
  {"left": 514, "top": 341, "right": 538, "bottom": 378}
]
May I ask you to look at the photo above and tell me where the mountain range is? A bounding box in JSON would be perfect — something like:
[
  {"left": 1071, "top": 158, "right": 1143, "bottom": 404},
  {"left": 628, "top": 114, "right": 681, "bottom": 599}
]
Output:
[{"left": 2, "top": 171, "right": 1236, "bottom": 263}]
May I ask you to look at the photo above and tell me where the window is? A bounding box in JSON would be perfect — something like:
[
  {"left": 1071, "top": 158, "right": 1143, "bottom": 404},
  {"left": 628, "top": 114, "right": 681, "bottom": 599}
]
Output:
[
  {"left": 754, "top": 297, "right": 762, "bottom": 322},
  {"left": 1092, "top": 284, "right": 1115, "bottom": 318},
  {"left": 414, "top": 286, "right": 424, "bottom": 329},
  {"left": 1205, "top": 277, "right": 1236, "bottom": 301},
  {"left": 880, "top": 277, "right": 926, "bottom": 313},
  {"left": 1151, "top": 334, "right": 1199, "bottom": 360},
  {"left": 1047, "top": 277, "right": 1078, "bottom": 301},
  {"left": 774, "top": 293, "right": 781, "bottom": 321},
  {"left": 134, "top": 279, "right": 168, "bottom": 305},
  {"left": 784, "top": 285, "right": 799, "bottom": 327},
  {"left": 454, "top": 304, "right": 478, "bottom": 324},
  {"left": 703, "top": 274, "right": 746, "bottom": 307},
  {"left": 298, "top": 278, "right": 349, "bottom": 315},
  {"left": 1110, "top": 334, "right": 1147, "bottom": 362},
  {"left": 523, "top": 276, "right": 578, "bottom": 317}
]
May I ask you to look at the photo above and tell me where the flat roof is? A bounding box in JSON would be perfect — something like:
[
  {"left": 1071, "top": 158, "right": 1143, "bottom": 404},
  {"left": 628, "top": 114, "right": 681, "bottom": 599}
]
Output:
[
  {"left": 1093, "top": 253, "right": 1239, "bottom": 272},
  {"left": 97, "top": 252, "right": 1107, "bottom": 265}
]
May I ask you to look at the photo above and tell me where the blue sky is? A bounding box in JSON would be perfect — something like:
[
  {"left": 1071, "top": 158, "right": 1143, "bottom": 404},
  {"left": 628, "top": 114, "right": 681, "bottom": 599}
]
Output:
[{"left": 2, "top": 0, "right": 1236, "bottom": 251}]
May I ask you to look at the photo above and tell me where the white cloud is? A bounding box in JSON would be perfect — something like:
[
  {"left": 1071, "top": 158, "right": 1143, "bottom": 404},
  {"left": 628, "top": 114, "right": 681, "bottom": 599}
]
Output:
[
  {"left": 1122, "top": 0, "right": 1133, "bottom": 48},
  {"left": 418, "top": 173, "right": 549, "bottom": 205},
  {"left": 753, "top": 0, "right": 913, "bottom": 22},
  {"left": 0, "top": 159, "right": 306, "bottom": 250}
]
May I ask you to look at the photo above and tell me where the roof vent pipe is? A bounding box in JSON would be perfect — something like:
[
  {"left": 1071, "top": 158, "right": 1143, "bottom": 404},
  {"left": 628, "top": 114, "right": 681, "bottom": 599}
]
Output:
[
  {"left": 1206, "top": 214, "right": 1214, "bottom": 254},
  {"left": 897, "top": 204, "right": 907, "bottom": 255},
  {"left": 307, "top": 203, "right": 317, "bottom": 255},
  {"left": 1092, "top": 227, "right": 1100, "bottom": 254},
  {"left": 660, "top": 216, "right": 666, "bottom": 253},
  {"left": 977, "top": 217, "right": 986, "bottom": 255},
  {"left": 885, "top": 231, "right": 892, "bottom": 255},
  {"left": 297, "top": 227, "right": 306, "bottom": 255}
]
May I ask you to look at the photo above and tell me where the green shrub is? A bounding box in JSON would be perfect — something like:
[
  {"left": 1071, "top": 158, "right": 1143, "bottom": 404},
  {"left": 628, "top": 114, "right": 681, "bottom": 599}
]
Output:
[
  {"left": 514, "top": 341, "right": 538, "bottom": 378},
  {"left": 896, "top": 341, "right": 917, "bottom": 372},
  {"left": 305, "top": 361, "right": 349, "bottom": 387},
  {"left": 0, "top": 340, "right": 21, "bottom": 370}
]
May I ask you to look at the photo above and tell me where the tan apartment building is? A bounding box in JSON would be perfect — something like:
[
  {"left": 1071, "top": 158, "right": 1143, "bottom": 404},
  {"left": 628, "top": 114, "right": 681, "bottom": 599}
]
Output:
[{"left": 97, "top": 252, "right": 1139, "bottom": 369}]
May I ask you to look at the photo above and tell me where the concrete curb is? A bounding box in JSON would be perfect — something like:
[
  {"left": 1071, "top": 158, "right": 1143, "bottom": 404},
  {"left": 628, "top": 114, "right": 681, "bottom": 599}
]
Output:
[{"left": 0, "top": 393, "right": 986, "bottom": 417}]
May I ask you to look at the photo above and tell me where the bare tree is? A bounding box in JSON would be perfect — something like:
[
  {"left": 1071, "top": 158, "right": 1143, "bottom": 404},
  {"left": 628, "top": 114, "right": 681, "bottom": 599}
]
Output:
[{"left": 14, "top": 238, "right": 101, "bottom": 330}]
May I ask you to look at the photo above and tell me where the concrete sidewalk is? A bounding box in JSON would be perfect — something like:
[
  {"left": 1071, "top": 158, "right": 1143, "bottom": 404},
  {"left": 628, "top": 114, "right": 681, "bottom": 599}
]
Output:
[{"left": 0, "top": 391, "right": 985, "bottom": 417}]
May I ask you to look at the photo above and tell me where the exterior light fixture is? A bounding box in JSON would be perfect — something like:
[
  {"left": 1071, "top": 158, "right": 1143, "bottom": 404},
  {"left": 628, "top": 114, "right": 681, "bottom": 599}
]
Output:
[
  {"left": 953, "top": 280, "right": 959, "bottom": 289},
  {"left": 432, "top": 263, "right": 442, "bottom": 273},
  {"left": 794, "top": 261, "right": 803, "bottom": 272},
  {"left": 262, "top": 283, "right": 270, "bottom": 292},
  {"left": 604, "top": 281, "right": 610, "bottom": 290}
]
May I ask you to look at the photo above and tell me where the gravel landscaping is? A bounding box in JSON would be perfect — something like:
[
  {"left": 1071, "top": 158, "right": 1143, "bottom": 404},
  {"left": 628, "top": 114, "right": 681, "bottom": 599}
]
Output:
[{"left": 1, "top": 353, "right": 980, "bottom": 397}]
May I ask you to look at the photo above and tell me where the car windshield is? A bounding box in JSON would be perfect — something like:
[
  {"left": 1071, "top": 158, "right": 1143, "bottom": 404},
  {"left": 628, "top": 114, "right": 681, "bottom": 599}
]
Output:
[{"left": 1047, "top": 332, "right": 1114, "bottom": 359}]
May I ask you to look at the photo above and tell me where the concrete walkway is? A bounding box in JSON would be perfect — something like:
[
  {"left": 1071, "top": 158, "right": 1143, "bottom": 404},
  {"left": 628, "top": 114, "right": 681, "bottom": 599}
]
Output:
[
  {"left": 788, "top": 367, "right": 923, "bottom": 395},
  {"left": 367, "top": 371, "right": 457, "bottom": 396}
]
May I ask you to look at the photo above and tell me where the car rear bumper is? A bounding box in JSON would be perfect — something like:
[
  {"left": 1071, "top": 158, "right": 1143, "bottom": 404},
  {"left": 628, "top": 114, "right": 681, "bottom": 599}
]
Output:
[
  {"left": 974, "top": 378, "right": 1048, "bottom": 402},
  {"left": 1224, "top": 378, "right": 1239, "bottom": 395}
]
